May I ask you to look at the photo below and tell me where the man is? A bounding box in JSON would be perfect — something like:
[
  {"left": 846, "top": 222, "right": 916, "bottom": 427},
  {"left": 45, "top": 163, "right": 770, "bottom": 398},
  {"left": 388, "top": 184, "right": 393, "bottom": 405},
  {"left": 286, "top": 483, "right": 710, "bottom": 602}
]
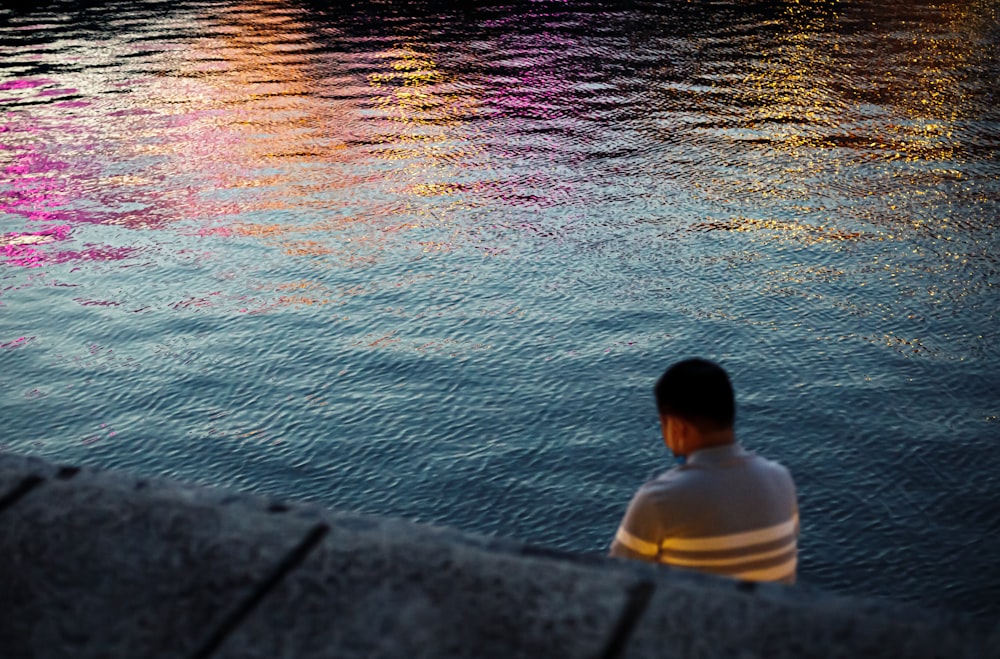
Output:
[{"left": 609, "top": 358, "right": 799, "bottom": 584}]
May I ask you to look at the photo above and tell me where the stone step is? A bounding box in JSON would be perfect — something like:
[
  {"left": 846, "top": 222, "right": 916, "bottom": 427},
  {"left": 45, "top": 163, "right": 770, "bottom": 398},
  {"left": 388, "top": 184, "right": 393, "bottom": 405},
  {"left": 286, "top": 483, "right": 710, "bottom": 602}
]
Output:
[{"left": 0, "top": 452, "right": 994, "bottom": 659}]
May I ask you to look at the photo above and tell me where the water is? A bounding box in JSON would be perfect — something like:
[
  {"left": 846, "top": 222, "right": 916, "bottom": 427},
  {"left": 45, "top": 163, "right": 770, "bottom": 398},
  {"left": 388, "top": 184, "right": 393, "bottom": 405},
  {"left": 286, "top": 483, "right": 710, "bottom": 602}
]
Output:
[{"left": 2, "top": 0, "right": 998, "bottom": 617}]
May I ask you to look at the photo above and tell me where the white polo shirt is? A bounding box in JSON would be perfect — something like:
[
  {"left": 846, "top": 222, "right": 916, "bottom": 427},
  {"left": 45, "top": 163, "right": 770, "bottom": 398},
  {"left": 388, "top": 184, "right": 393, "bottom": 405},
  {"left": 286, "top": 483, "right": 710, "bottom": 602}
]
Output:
[{"left": 610, "top": 442, "right": 799, "bottom": 583}]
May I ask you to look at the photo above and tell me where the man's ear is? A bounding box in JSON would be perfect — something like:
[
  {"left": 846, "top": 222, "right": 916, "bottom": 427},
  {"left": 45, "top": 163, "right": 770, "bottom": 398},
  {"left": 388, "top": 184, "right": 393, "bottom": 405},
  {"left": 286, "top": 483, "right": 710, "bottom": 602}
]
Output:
[
  {"left": 672, "top": 417, "right": 696, "bottom": 454},
  {"left": 661, "top": 414, "right": 690, "bottom": 455}
]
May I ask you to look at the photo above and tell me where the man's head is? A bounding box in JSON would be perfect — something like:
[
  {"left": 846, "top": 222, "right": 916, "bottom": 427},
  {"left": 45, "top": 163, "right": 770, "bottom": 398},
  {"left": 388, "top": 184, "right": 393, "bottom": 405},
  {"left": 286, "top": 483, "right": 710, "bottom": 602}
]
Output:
[{"left": 654, "top": 358, "right": 735, "bottom": 456}]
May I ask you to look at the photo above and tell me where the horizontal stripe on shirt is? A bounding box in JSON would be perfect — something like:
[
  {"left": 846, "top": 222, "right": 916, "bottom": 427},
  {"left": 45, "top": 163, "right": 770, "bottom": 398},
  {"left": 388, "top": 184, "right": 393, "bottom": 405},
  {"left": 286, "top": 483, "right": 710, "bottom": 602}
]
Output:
[
  {"left": 659, "top": 514, "right": 799, "bottom": 552},
  {"left": 660, "top": 538, "right": 796, "bottom": 568},
  {"left": 614, "top": 526, "right": 659, "bottom": 556},
  {"left": 662, "top": 533, "right": 795, "bottom": 562}
]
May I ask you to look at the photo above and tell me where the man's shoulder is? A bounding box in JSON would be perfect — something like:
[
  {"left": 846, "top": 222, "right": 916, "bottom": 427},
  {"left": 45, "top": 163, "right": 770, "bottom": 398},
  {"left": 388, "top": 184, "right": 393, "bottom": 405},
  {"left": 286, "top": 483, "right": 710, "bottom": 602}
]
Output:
[
  {"left": 706, "top": 443, "right": 795, "bottom": 479},
  {"left": 746, "top": 451, "right": 796, "bottom": 481},
  {"left": 637, "top": 466, "right": 698, "bottom": 497}
]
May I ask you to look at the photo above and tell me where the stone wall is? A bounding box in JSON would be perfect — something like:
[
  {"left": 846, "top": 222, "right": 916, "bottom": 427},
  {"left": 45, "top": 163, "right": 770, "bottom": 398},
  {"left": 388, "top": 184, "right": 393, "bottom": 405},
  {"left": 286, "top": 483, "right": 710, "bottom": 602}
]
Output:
[{"left": 0, "top": 451, "right": 994, "bottom": 658}]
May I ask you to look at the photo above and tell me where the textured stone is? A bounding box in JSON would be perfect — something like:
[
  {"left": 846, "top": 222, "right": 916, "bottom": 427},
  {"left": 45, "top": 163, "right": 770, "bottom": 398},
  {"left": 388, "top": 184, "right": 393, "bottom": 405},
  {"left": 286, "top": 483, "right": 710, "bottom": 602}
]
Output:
[
  {"left": 623, "top": 577, "right": 994, "bottom": 659},
  {"left": 0, "top": 463, "right": 318, "bottom": 659},
  {"left": 213, "top": 517, "right": 636, "bottom": 659},
  {"left": 0, "top": 450, "right": 994, "bottom": 659},
  {"left": 0, "top": 452, "right": 56, "bottom": 505}
]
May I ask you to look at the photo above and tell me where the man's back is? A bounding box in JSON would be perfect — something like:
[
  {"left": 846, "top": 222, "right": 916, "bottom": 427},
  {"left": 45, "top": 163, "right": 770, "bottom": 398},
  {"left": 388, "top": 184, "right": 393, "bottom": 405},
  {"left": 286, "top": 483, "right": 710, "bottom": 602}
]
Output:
[{"left": 610, "top": 442, "right": 799, "bottom": 583}]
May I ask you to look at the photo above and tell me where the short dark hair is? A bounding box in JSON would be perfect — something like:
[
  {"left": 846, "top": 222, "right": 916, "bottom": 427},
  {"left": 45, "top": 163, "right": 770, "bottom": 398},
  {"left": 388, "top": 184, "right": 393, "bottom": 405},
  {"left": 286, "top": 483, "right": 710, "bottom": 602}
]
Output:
[{"left": 654, "top": 358, "right": 735, "bottom": 430}]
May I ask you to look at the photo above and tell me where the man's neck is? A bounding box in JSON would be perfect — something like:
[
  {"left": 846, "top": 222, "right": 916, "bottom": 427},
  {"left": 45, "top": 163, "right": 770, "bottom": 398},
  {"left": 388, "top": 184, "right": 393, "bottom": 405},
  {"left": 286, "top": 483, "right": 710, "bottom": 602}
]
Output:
[{"left": 692, "top": 428, "right": 735, "bottom": 453}]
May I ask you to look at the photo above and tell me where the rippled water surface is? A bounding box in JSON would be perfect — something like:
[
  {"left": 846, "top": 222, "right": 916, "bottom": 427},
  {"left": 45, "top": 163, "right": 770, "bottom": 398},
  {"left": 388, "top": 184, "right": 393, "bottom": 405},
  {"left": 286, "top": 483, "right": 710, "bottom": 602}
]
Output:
[{"left": 2, "top": 0, "right": 998, "bottom": 615}]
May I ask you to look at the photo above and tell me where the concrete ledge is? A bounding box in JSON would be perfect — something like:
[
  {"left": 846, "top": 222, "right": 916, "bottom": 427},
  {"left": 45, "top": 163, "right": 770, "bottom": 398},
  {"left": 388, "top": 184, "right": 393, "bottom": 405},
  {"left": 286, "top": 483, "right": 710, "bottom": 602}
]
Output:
[{"left": 0, "top": 451, "right": 995, "bottom": 658}]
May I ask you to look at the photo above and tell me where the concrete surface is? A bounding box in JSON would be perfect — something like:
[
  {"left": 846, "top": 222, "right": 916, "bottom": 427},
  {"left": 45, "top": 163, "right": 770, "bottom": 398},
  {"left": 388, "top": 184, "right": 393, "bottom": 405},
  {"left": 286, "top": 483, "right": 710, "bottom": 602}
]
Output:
[{"left": 0, "top": 451, "right": 995, "bottom": 659}]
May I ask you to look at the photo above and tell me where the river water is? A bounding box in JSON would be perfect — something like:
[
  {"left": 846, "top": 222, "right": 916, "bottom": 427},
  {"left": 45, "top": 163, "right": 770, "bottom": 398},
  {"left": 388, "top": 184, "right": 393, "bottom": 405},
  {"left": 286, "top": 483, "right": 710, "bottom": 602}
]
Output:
[{"left": 2, "top": 0, "right": 998, "bottom": 616}]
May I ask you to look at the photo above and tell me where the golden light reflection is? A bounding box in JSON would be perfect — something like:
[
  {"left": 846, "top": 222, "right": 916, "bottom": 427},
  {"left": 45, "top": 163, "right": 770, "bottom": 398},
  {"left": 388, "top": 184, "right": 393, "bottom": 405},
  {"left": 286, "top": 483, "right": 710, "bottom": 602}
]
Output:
[
  {"left": 740, "top": 0, "right": 989, "bottom": 163},
  {"left": 685, "top": 216, "right": 872, "bottom": 245},
  {"left": 147, "top": 2, "right": 326, "bottom": 193},
  {"left": 367, "top": 44, "right": 479, "bottom": 129},
  {"left": 50, "top": 0, "right": 376, "bottom": 245},
  {"left": 61, "top": 1, "right": 474, "bottom": 315},
  {"left": 659, "top": 0, "right": 995, "bottom": 261},
  {"left": 365, "top": 41, "right": 484, "bottom": 212},
  {"left": 0, "top": 0, "right": 488, "bottom": 279},
  {"left": 144, "top": 8, "right": 486, "bottom": 287},
  {"left": 738, "top": 0, "right": 845, "bottom": 151}
]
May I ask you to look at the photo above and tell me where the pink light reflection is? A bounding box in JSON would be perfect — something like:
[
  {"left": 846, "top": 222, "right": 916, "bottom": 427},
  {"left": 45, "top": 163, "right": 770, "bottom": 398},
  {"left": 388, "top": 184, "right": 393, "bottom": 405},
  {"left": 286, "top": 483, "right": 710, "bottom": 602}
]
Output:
[
  {"left": 36, "top": 88, "right": 79, "bottom": 97},
  {"left": 0, "top": 78, "right": 57, "bottom": 91},
  {"left": 1, "top": 336, "right": 36, "bottom": 350},
  {"left": 1, "top": 226, "right": 70, "bottom": 268},
  {"left": 1, "top": 225, "right": 135, "bottom": 268}
]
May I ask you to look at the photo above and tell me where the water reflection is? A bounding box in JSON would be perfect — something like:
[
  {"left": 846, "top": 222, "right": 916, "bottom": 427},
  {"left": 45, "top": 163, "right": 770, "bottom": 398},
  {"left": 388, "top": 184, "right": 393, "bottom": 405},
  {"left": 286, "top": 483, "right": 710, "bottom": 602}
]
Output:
[{"left": 1, "top": 0, "right": 998, "bottom": 618}]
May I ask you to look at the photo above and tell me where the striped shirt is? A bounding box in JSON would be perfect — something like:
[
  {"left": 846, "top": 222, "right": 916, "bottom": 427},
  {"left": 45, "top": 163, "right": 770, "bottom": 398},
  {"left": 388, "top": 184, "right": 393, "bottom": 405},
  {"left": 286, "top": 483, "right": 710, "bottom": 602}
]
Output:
[{"left": 610, "top": 442, "right": 799, "bottom": 584}]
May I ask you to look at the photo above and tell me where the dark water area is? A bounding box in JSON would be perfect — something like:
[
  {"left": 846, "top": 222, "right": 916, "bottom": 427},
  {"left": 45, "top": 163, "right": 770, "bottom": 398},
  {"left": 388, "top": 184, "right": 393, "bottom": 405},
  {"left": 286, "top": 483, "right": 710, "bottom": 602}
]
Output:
[{"left": 2, "top": 0, "right": 998, "bottom": 617}]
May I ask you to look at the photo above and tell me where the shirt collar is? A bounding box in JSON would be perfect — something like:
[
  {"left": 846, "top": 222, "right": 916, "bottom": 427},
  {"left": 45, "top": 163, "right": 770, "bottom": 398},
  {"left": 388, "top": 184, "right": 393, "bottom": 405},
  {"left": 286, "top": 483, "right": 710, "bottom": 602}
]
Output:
[{"left": 685, "top": 442, "right": 749, "bottom": 467}]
